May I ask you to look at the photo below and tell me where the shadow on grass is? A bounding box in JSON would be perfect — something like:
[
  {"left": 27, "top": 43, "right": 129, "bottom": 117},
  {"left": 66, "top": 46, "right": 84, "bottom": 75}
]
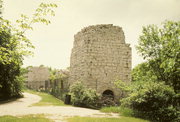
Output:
[{"left": 0, "top": 94, "right": 23, "bottom": 104}]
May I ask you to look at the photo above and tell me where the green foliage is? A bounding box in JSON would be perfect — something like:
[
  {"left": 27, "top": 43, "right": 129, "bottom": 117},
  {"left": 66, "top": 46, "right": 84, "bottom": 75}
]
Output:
[
  {"left": 47, "top": 67, "right": 68, "bottom": 100},
  {"left": 70, "top": 82, "right": 100, "bottom": 109},
  {"left": 114, "top": 80, "right": 131, "bottom": 93},
  {"left": 115, "top": 80, "right": 149, "bottom": 98},
  {"left": 0, "top": 0, "right": 2, "bottom": 16},
  {"left": 114, "top": 20, "right": 180, "bottom": 122},
  {"left": 137, "top": 21, "right": 180, "bottom": 92},
  {"left": 48, "top": 67, "right": 62, "bottom": 81},
  {"left": 100, "top": 106, "right": 133, "bottom": 117},
  {"left": 131, "top": 62, "right": 157, "bottom": 82},
  {"left": 120, "top": 81, "right": 179, "bottom": 122},
  {"left": 0, "top": 2, "right": 57, "bottom": 100},
  {"left": 0, "top": 115, "right": 53, "bottom": 122},
  {"left": 0, "top": 21, "right": 23, "bottom": 99},
  {"left": 131, "top": 21, "right": 180, "bottom": 121},
  {"left": 16, "top": 3, "right": 58, "bottom": 31},
  {"left": 50, "top": 85, "right": 66, "bottom": 100}
]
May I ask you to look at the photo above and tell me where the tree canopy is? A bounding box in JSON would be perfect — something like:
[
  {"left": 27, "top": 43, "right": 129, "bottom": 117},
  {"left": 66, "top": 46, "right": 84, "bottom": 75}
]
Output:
[
  {"left": 131, "top": 62, "right": 157, "bottom": 82},
  {"left": 0, "top": 0, "right": 2, "bottom": 16},
  {"left": 0, "top": 2, "right": 57, "bottom": 99},
  {"left": 136, "top": 21, "right": 180, "bottom": 92}
]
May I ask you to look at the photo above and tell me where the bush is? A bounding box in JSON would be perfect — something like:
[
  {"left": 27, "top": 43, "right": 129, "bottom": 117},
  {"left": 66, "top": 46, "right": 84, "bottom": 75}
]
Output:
[
  {"left": 50, "top": 86, "right": 65, "bottom": 100},
  {"left": 121, "top": 81, "right": 179, "bottom": 122},
  {"left": 70, "top": 82, "right": 100, "bottom": 109}
]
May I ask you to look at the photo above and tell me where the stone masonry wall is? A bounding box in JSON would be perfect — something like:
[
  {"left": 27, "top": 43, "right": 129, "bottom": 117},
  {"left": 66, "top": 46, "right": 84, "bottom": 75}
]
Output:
[
  {"left": 26, "top": 67, "right": 50, "bottom": 90},
  {"left": 69, "top": 24, "right": 131, "bottom": 101}
]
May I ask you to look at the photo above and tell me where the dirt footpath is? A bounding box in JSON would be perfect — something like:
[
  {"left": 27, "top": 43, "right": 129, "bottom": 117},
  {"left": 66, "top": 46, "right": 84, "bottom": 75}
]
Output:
[{"left": 0, "top": 93, "right": 119, "bottom": 122}]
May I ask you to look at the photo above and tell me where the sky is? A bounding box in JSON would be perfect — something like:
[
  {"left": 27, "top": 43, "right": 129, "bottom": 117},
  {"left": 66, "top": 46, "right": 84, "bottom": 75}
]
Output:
[{"left": 3, "top": 0, "right": 180, "bottom": 69}]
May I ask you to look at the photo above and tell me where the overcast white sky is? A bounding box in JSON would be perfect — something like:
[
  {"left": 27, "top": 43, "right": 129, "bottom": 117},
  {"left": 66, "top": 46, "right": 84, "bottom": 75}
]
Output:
[{"left": 3, "top": 0, "right": 180, "bottom": 69}]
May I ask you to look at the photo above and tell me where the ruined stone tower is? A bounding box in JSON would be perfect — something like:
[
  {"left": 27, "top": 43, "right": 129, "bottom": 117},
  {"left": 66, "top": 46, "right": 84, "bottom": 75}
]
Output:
[{"left": 69, "top": 24, "right": 131, "bottom": 101}]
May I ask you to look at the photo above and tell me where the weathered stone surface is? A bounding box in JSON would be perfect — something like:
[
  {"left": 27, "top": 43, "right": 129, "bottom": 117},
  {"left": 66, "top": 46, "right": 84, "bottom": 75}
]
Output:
[
  {"left": 25, "top": 67, "right": 50, "bottom": 90},
  {"left": 69, "top": 24, "right": 131, "bottom": 101}
]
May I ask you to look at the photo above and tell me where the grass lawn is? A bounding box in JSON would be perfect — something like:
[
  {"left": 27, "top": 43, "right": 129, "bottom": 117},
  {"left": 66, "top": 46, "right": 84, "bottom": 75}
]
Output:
[
  {"left": 100, "top": 106, "right": 150, "bottom": 122},
  {"left": 25, "top": 89, "right": 67, "bottom": 106},
  {"left": 100, "top": 106, "right": 133, "bottom": 117},
  {"left": 67, "top": 116, "right": 150, "bottom": 122},
  {"left": 0, "top": 115, "right": 53, "bottom": 122}
]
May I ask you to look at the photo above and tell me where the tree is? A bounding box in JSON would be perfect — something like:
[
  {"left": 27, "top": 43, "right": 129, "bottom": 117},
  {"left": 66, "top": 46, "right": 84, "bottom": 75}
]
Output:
[
  {"left": 0, "top": 2, "right": 57, "bottom": 99},
  {"left": 131, "top": 62, "right": 157, "bottom": 82},
  {"left": 115, "top": 21, "right": 180, "bottom": 122},
  {"left": 0, "top": 21, "right": 22, "bottom": 99},
  {"left": 0, "top": 0, "right": 2, "bottom": 16},
  {"left": 137, "top": 21, "right": 180, "bottom": 92}
]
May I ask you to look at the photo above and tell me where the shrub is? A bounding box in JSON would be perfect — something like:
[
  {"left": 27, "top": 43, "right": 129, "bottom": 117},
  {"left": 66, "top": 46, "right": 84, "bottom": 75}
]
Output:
[
  {"left": 49, "top": 85, "right": 64, "bottom": 99},
  {"left": 121, "top": 81, "right": 179, "bottom": 122},
  {"left": 70, "top": 82, "right": 100, "bottom": 109}
]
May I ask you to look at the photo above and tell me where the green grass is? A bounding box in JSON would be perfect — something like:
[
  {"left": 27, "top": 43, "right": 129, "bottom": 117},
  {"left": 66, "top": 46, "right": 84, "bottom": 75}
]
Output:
[
  {"left": 0, "top": 115, "right": 53, "bottom": 122},
  {"left": 25, "top": 89, "right": 67, "bottom": 106},
  {"left": 67, "top": 116, "right": 150, "bottom": 122},
  {"left": 100, "top": 106, "right": 133, "bottom": 117}
]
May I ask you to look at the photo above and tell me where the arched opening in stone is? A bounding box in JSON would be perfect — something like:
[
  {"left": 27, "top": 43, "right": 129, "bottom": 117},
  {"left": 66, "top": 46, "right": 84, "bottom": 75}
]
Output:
[{"left": 102, "top": 90, "right": 114, "bottom": 100}]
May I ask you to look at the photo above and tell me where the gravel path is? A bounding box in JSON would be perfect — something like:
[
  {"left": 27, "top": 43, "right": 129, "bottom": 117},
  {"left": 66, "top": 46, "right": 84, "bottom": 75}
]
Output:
[{"left": 0, "top": 93, "right": 119, "bottom": 122}]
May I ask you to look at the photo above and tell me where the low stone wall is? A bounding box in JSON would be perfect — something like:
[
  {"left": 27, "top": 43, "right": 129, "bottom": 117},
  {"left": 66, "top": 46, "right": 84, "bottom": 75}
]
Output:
[{"left": 26, "top": 81, "right": 46, "bottom": 90}]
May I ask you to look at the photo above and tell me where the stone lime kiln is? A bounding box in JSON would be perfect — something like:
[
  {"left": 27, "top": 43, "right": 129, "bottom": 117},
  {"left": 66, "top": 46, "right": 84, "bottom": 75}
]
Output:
[{"left": 69, "top": 24, "right": 131, "bottom": 101}]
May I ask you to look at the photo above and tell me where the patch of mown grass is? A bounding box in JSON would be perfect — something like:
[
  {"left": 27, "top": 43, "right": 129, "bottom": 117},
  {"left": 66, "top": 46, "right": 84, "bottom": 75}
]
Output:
[
  {"left": 25, "top": 89, "right": 67, "bottom": 106},
  {"left": 67, "top": 116, "right": 150, "bottom": 122},
  {"left": 0, "top": 115, "right": 53, "bottom": 122},
  {"left": 100, "top": 106, "right": 133, "bottom": 117}
]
